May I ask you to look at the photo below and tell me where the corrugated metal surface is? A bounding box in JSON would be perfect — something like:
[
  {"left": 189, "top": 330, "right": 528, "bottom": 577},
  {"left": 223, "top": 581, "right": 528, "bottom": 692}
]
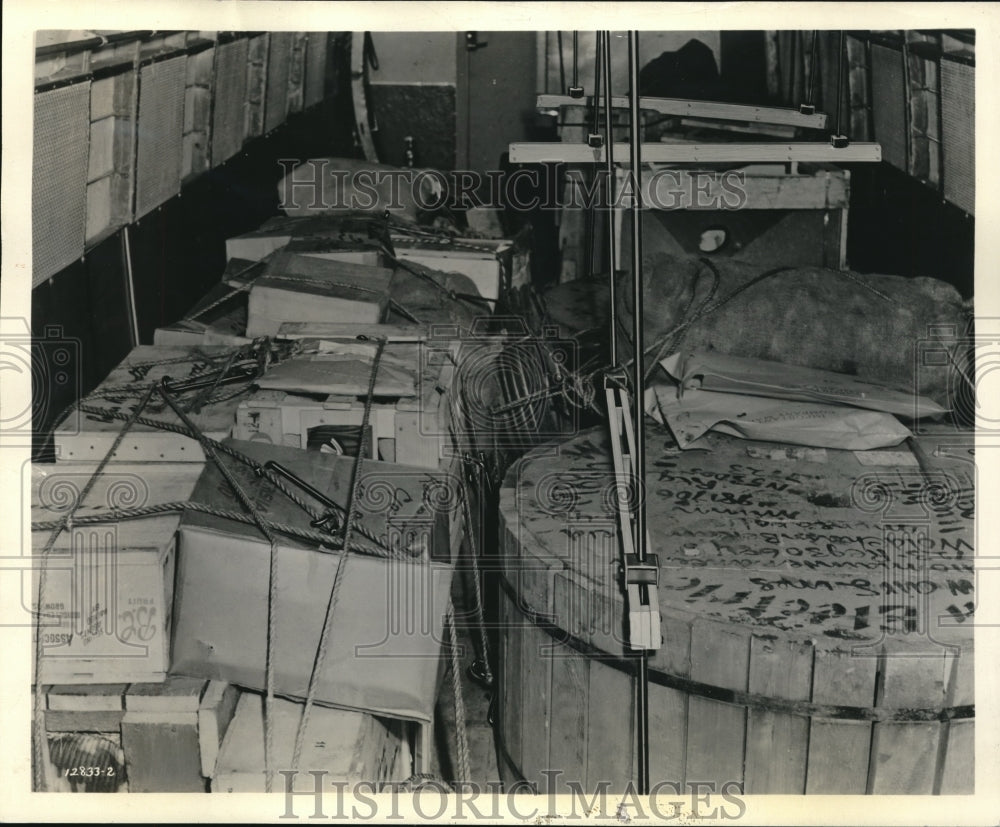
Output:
[
  {"left": 304, "top": 32, "right": 328, "bottom": 109},
  {"left": 287, "top": 33, "right": 307, "bottom": 114},
  {"left": 134, "top": 56, "right": 187, "bottom": 218},
  {"left": 941, "top": 59, "right": 975, "bottom": 215},
  {"left": 245, "top": 34, "right": 268, "bottom": 139},
  {"left": 265, "top": 32, "right": 292, "bottom": 133},
  {"left": 33, "top": 83, "right": 91, "bottom": 286},
  {"left": 871, "top": 43, "right": 907, "bottom": 171},
  {"left": 212, "top": 38, "right": 249, "bottom": 167}
]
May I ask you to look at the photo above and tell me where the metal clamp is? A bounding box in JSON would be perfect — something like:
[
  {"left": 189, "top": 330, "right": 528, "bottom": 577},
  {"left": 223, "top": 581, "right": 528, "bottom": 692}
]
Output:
[{"left": 263, "top": 460, "right": 343, "bottom": 535}]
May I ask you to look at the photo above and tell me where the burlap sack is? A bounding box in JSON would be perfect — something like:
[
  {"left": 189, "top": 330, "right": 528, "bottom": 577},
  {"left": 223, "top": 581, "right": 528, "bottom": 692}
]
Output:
[{"left": 611, "top": 253, "right": 972, "bottom": 412}]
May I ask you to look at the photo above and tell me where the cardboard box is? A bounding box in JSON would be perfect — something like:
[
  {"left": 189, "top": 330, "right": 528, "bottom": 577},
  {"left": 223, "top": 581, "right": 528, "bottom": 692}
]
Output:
[
  {"left": 390, "top": 233, "right": 531, "bottom": 303},
  {"left": 53, "top": 344, "right": 247, "bottom": 463},
  {"left": 30, "top": 462, "right": 202, "bottom": 684},
  {"left": 170, "top": 440, "right": 457, "bottom": 730},
  {"left": 234, "top": 337, "right": 458, "bottom": 469},
  {"left": 211, "top": 691, "right": 404, "bottom": 792},
  {"left": 225, "top": 214, "right": 391, "bottom": 263},
  {"left": 153, "top": 279, "right": 252, "bottom": 347},
  {"left": 246, "top": 253, "right": 393, "bottom": 337}
]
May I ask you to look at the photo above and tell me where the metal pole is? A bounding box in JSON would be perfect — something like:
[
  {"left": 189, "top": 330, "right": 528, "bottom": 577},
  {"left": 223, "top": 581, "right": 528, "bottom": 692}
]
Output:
[
  {"left": 572, "top": 31, "right": 579, "bottom": 90},
  {"left": 626, "top": 29, "right": 650, "bottom": 797},
  {"left": 602, "top": 31, "right": 617, "bottom": 366}
]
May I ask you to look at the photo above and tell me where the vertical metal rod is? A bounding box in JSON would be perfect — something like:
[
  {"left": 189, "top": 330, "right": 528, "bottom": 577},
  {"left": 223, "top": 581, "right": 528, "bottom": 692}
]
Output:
[
  {"left": 601, "top": 31, "right": 617, "bottom": 366},
  {"left": 572, "top": 31, "right": 579, "bottom": 89},
  {"left": 586, "top": 31, "right": 603, "bottom": 279},
  {"left": 835, "top": 31, "right": 846, "bottom": 137},
  {"left": 122, "top": 225, "right": 140, "bottom": 347},
  {"left": 626, "top": 29, "right": 650, "bottom": 797}
]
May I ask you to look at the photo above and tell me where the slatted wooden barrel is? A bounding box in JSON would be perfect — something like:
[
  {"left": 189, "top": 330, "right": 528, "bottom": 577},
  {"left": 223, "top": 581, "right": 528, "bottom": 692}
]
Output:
[{"left": 496, "top": 424, "right": 974, "bottom": 794}]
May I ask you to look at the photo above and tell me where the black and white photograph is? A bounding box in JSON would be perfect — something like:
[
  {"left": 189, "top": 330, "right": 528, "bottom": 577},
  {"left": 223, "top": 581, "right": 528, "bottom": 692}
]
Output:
[{"left": 2, "top": 2, "right": 998, "bottom": 824}]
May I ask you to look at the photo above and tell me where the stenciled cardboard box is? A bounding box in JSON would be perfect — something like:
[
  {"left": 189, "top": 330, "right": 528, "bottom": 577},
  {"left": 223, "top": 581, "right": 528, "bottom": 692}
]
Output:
[{"left": 170, "top": 439, "right": 459, "bottom": 739}]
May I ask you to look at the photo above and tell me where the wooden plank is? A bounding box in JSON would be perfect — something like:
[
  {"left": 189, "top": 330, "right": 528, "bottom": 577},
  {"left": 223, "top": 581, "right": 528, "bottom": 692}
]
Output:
[
  {"left": 125, "top": 675, "right": 207, "bottom": 713},
  {"left": 45, "top": 710, "right": 124, "bottom": 732},
  {"left": 536, "top": 94, "right": 829, "bottom": 129},
  {"left": 685, "top": 621, "right": 750, "bottom": 790},
  {"left": 198, "top": 680, "right": 241, "bottom": 779},
  {"left": 744, "top": 636, "right": 813, "bottom": 793},
  {"left": 869, "top": 722, "right": 940, "bottom": 794},
  {"left": 868, "top": 654, "right": 946, "bottom": 793},
  {"left": 508, "top": 141, "right": 882, "bottom": 165},
  {"left": 806, "top": 648, "right": 876, "bottom": 794},
  {"left": 648, "top": 613, "right": 690, "bottom": 789},
  {"left": 500, "top": 592, "right": 523, "bottom": 781},
  {"left": 47, "top": 683, "right": 126, "bottom": 711},
  {"left": 120, "top": 711, "right": 205, "bottom": 791},
  {"left": 547, "top": 642, "right": 590, "bottom": 795},
  {"left": 585, "top": 660, "right": 634, "bottom": 794},
  {"left": 518, "top": 619, "right": 552, "bottom": 791}
]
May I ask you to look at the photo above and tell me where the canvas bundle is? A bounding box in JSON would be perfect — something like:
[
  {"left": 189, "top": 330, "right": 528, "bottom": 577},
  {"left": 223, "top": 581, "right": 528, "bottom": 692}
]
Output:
[{"left": 615, "top": 252, "right": 972, "bottom": 410}]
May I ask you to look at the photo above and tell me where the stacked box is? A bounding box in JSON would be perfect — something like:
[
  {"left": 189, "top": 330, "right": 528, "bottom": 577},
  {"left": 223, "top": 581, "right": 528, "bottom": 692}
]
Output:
[
  {"left": 52, "top": 344, "right": 251, "bottom": 463},
  {"left": 390, "top": 231, "right": 531, "bottom": 304},
  {"left": 39, "top": 678, "right": 239, "bottom": 792},
  {"left": 30, "top": 462, "right": 202, "bottom": 684},
  {"left": 245, "top": 253, "right": 394, "bottom": 337},
  {"left": 211, "top": 691, "right": 405, "bottom": 792},
  {"left": 225, "top": 213, "right": 392, "bottom": 262},
  {"left": 234, "top": 337, "right": 458, "bottom": 470},
  {"left": 169, "top": 440, "right": 458, "bottom": 764}
]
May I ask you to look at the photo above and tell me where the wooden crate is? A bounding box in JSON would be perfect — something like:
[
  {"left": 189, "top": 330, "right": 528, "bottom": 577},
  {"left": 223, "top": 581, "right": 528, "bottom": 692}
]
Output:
[
  {"left": 40, "top": 678, "right": 239, "bottom": 792},
  {"left": 43, "top": 685, "right": 129, "bottom": 793},
  {"left": 121, "top": 676, "right": 238, "bottom": 791},
  {"left": 234, "top": 338, "right": 458, "bottom": 470},
  {"left": 211, "top": 691, "right": 405, "bottom": 792},
  {"left": 52, "top": 344, "right": 246, "bottom": 463},
  {"left": 497, "top": 426, "right": 975, "bottom": 795},
  {"left": 617, "top": 162, "right": 851, "bottom": 272},
  {"left": 30, "top": 462, "right": 202, "bottom": 684}
]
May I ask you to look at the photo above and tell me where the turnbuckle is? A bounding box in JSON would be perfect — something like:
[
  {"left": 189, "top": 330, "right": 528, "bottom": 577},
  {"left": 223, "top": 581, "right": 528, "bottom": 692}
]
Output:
[{"left": 263, "top": 460, "right": 343, "bottom": 535}]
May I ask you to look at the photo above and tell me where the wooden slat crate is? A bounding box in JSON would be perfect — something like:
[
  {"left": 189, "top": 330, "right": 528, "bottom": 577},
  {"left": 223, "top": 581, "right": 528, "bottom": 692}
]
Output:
[
  {"left": 30, "top": 462, "right": 202, "bottom": 684},
  {"left": 52, "top": 344, "right": 248, "bottom": 463},
  {"left": 497, "top": 425, "right": 975, "bottom": 795},
  {"left": 39, "top": 678, "right": 238, "bottom": 792}
]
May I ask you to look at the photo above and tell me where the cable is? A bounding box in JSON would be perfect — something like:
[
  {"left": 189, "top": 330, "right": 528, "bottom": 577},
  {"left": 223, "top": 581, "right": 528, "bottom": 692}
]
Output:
[
  {"left": 602, "top": 31, "right": 618, "bottom": 366},
  {"left": 626, "top": 29, "right": 650, "bottom": 797}
]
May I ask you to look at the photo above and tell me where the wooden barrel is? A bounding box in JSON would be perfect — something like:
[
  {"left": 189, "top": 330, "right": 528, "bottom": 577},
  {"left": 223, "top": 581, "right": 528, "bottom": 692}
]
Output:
[{"left": 496, "top": 424, "right": 974, "bottom": 795}]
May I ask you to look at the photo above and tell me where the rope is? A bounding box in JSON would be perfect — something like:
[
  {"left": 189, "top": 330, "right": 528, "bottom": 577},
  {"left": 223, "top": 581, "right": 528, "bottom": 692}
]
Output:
[
  {"left": 385, "top": 253, "right": 494, "bottom": 310},
  {"left": 32, "top": 383, "right": 155, "bottom": 792},
  {"left": 806, "top": 30, "right": 819, "bottom": 106},
  {"left": 292, "top": 338, "right": 387, "bottom": 771},
  {"left": 459, "top": 468, "right": 493, "bottom": 685},
  {"left": 445, "top": 602, "right": 472, "bottom": 785},
  {"left": 30, "top": 500, "right": 403, "bottom": 556},
  {"left": 155, "top": 385, "right": 281, "bottom": 793},
  {"left": 70, "top": 401, "right": 393, "bottom": 554}
]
